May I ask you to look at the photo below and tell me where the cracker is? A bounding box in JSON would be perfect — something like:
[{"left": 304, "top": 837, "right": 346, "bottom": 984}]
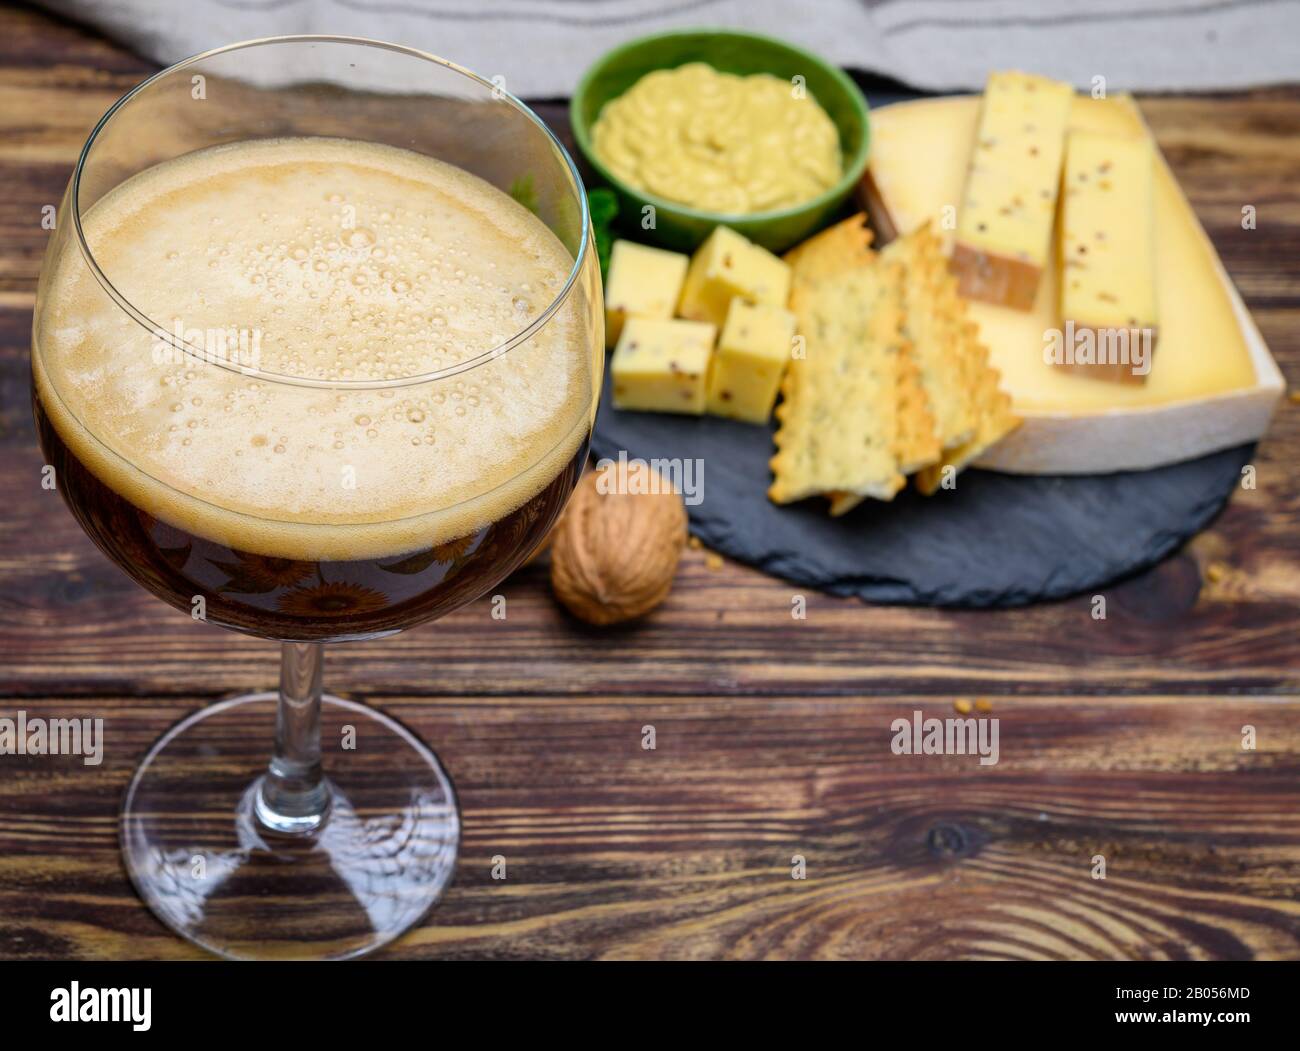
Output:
[
  {"left": 770, "top": 223, "right": 911, "bottom": 510},
  {"left": 883, "top": 225, "right": 979, "bottom": 447},
  {"left": 878, "top": 222, "right": 1021, "bottom": 494},
  {"left": 827, "top": 254, "right": 940, "bottom": 514},
  {"left": 915, "top": 321, "right": 1021, "bottom": 495},
  {"left": 784, "top": 214, "right": 874, "bottom": 283},
  {"left": 895, "top": 333, "right": 942, "bottom": 474}
]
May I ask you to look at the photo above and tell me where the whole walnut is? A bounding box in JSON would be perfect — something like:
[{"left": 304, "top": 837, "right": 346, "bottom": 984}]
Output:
[{"left": 550, "top": 460, "right": 687, "bottom": 625}]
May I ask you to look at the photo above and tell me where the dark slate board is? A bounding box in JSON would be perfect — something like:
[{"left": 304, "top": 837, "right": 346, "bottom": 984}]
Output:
[{"left": 591, "top": 370, "right": 1250, "bottom": 608}]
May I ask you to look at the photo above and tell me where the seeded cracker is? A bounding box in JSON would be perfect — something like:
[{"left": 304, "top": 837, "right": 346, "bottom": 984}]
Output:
[
  {"left": 783, "top": 212, "right": 875, "bottom": 280},
  {"left": 771, "top": 215, "right": 929, "bottom": 513},
  {"left": 877, "top": 222, "right": 1020, "bottom": 494},
  {"left": 915, "top": 319, "right": 1020, "bottom": 494},
  {"left": 882, "top": 224, "right": 977, "bottom": 449},
  {"left": 894, "top": 337, "right": 941, "bottom": 473},
  {"left": 829, "top": 264, "right": 942, "bottom": 515}
]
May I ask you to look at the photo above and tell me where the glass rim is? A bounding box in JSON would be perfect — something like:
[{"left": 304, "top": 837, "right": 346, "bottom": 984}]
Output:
[{"left": 70, "top": 33, "right": 592, "bottom": 391}]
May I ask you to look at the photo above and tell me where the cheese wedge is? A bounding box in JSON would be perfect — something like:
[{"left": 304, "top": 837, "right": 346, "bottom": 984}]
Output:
[
  {"left": 952, "top": 72, "right": 1074, "bottom": 310},
  {"left": 1057, "top": 130, "right": 1159, "bottom": 384},
  {"left": 860, "top": 93, "right": 1282, "bottom": 474}
]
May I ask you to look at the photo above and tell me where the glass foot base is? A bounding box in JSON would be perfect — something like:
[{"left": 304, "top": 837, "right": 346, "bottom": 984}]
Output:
[{"left": 121, "top": 692, "right": 459, "bottom": 960}]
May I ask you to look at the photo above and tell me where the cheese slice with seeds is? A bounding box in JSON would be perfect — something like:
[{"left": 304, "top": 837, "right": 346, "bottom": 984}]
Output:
[
  {"left": 952, "top": 71, "right": 1074, "bottom": 310},
  {"left": 1058, "top": 130, "right": 1159, "bottom": 384}
]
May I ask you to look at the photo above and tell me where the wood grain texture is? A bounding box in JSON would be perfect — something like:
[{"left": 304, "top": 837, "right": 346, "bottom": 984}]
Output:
[
  {"left": 1, "top": 693, "right": 1297, "bottom": 960},
  {"left": 0, "top": 4, "right": 1297, "bottom": 960}
]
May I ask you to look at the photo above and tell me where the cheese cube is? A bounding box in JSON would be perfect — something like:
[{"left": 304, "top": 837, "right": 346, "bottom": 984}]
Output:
[
  {"left": 706, "top": 300, "right": 797, "bottom": 424},
  {"left": 602, "top": 240, "right": 689, "bottom": 348},
  {"left": 678, "top": 226, "right": 792, "bottom": 328},
  {"left": 1057, "top": 130, "right": 1159, "bottom": 383},
  {"left": 953, "top": 71, "right": 1075, "bottom": 310},
  {"left": 611, "top": 318, "right": 716, "bottom": 415}
]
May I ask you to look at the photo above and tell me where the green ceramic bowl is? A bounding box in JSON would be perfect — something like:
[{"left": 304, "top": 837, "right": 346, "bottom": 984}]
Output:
[{"left": 571, "top": 28, "right": 870, "bottom": 253}]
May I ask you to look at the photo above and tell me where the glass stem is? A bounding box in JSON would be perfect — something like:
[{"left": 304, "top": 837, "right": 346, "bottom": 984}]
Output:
[{"left": 255, "top": 642, "right": 330, "bottom": 835}]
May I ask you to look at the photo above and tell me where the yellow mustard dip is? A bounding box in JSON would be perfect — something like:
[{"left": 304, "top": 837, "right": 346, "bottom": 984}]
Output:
[{"left": 591, "top": 62, "right": 843, "bottom": 214}]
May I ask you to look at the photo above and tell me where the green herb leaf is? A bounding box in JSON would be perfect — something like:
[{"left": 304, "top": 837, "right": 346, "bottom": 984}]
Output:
[{"left": 587, "top": 187, "right": 619, "bottom": 279}]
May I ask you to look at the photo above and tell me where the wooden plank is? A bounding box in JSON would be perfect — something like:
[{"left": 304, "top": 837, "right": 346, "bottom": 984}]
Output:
[
  {"left": 0, "top": 693, "right": 1296, "bottom": 960},
  {"left": 3, "top": 516, "right": 1300, "bottom": 699}
]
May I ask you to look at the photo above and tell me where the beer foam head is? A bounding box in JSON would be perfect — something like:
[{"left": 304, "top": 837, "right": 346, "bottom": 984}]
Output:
[{"left": 34, "top": 138, "right": 598, "bottom": 560}]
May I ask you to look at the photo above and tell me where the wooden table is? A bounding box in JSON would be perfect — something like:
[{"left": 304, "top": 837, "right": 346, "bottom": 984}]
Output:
[{"left": 1, "top": 5, "right": 1298, "bottom": 961}]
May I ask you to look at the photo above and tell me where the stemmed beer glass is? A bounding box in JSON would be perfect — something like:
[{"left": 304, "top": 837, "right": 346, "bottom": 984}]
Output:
[{"left": 31, "top": 36, "right": 602, "bottom": 959}]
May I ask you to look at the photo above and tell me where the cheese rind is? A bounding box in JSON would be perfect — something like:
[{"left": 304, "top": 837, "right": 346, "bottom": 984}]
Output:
[
  {"left": 952, "top": 72, "right": 1074, "bottom": 310},
  {"left": 610, "top": 318, "right": 715, "bottom": 415},
  {"left": 1056, "top": 130, "right": 1159, "bottom": 384},
  {"left": 706, "top": 300, "right": 796, "bottom": 424},
  {"left": 603, "top": 240, "right": 689, "bottom": 348},
  {"left": 678, "top": 226, "right": 792, "bottom": 329}
]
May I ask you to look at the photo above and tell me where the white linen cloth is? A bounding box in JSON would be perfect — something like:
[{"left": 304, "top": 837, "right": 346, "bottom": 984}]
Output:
[{"left": 37, "top": 0, "right": 1300, "bottom": 96}]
